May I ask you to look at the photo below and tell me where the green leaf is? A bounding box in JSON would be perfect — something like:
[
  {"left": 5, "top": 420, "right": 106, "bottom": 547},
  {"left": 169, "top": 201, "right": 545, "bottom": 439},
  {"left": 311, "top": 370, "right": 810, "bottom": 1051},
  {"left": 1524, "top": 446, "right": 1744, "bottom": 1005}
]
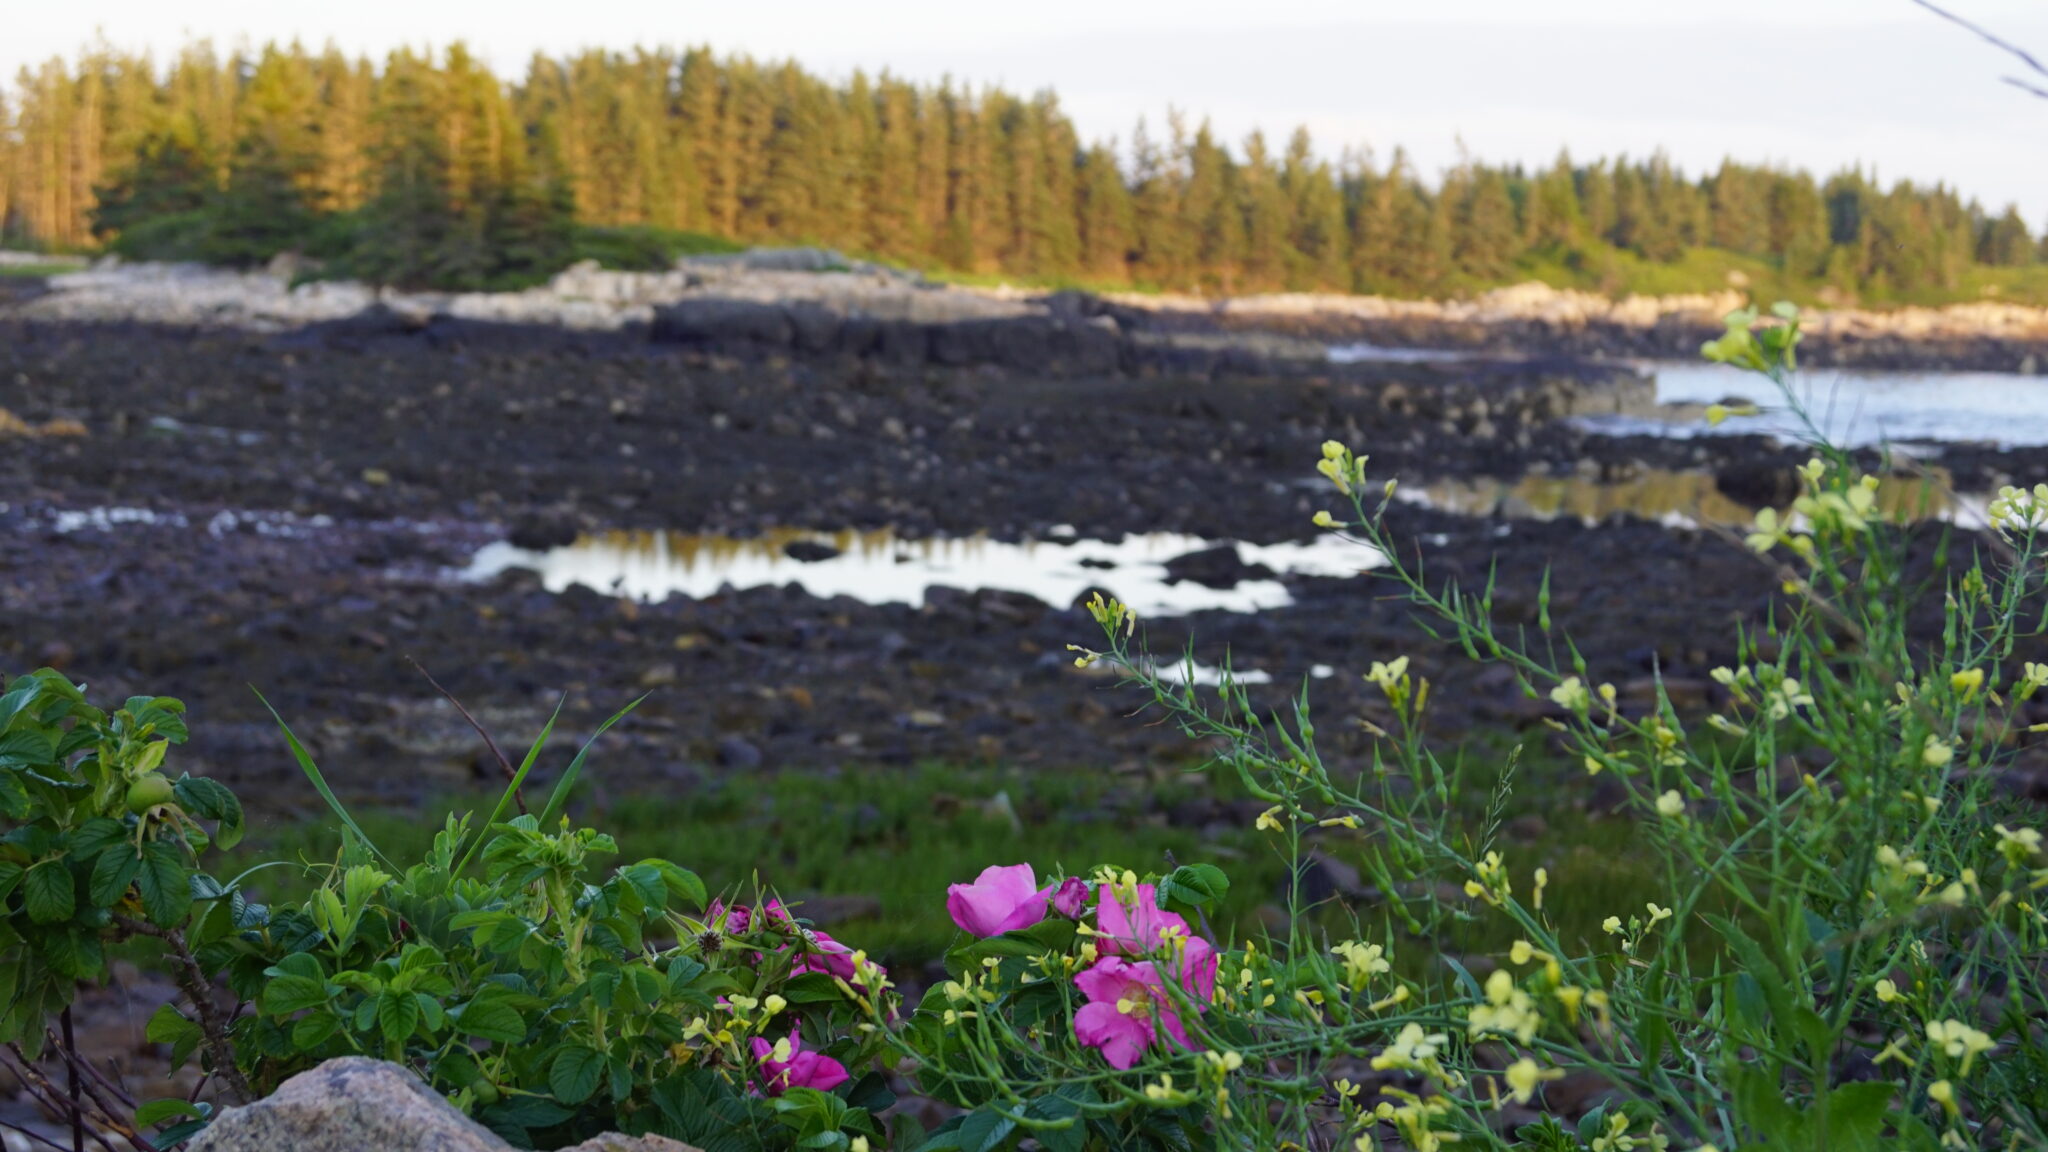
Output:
[
  {"left": 253, "top": 690, "right": 389, "bottom": 867},
  {"left": 22, "top": 859, "right": 75, "bottom": 924},
  {"left": 262, "top": 976, "right": 331, "bottom": 1015},
  {"left": 780, "top": 972, "right": 852, "bottom": 1005},
  {"left": 455, "top": 695, "right": 564, "bottom": 876},
  {"left": 137, "top": 839, "right": 193, "bottom": 926},
  {"left": 135, "top": 1098, "right": 205, "bottom": 1127},
  {"left": 454, "top": 993, "right": 527, "bottom": 1044},
  {"left": 173, "top": 776, "right": 244, "bottom": 849},
  {"left": 42, "top": 928, "right": 103, "bottom": 980},
  {"left": 1026, "top": 1095, "right": 1083, "bottom": 1152},
  {"left": 0, "top": 770, "right": 27, "bottom": 820},
  {"left": 537, "top": 695, "right": 647, "bottom": 828},
  {"left": 955, "top": 1108, "right": 1016, "bottom": 1152},
  {"left": 88, "top": 846, "right": 142, "bottom": 906},
  {"left": 0, "top": 728, "right": 57, "bottom": 769},
  {"left": 291, "top": 1011, "right": 343, "bottom": 1050},
  {"left": 0, "top": 860, "right": 21, "bottom": 901},
  {"left": 550, "top": 1044, "right": 606, "bottom": 1105},
  {"left": 68, "top": 818, "right": 130, "bottom": 858},
  {"left": 146, "top": 1003, "right": 202, "bottom": 1048},
  {"left": 635, "top": 859, "right": 706, "bottom": 910},
  {"left": 269, "top": 952, "right": 327, "bottom": 982},
  {"left": 376, "top": 990, "right": 421, "bottom": 1043},
  {"left": 1155, "top": 863, "right": 1229, "bottom": 914}
]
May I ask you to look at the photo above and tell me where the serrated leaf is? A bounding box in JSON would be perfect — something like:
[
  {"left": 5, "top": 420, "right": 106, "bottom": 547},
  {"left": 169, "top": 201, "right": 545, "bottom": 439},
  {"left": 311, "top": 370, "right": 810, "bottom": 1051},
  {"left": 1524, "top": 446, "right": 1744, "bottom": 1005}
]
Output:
[
  {"left": 88, "top": 847, "right": 142, "bottom": 906},
  {"left": 262, "top": 976, "right": 331, "bottom": 1015},
  {"left": 455, "top": 994, "right": 527, "bottom": 1044},
  {"left": 41, "top": 927, "right": 103, "bottom": 980},
  {"left": 550, "top": 1044, "right": 606, "bottom": 1105},
  {"left": 146, "top": 1003, "right": 202, "bottom": 1047},
  {"left": 0, "top": 728, "right": 57, "bottom": 769},
  {"left": 137, "top": 839, "right": 192, "bottom": 926},
  {"left": 955, "top": 1108, "right": 1016, "bottom": 1152},
  {"left": 0, "top": 770, "right": 27, "bottom": 820},
  {"left": 291, "top": 1010, "right": 343, "bottom": 1050},
  {"left": 22, "top": 859, "right": 74, "bottom": 924},
  {"left": 68, "top": 818, "right": 130, "bottom": 858},
  {"left": 135, "top": 1097, "right": 205, "bottom": 1128},
  {"left": 1027, "top": 1094, "right": 1084, "bottom": 1152},
  {"left": 172, "top": 776, "right": 243, "bottom": 848},
  {"left": 377, "top": 990, "right": 421, "bottom": 1043}
]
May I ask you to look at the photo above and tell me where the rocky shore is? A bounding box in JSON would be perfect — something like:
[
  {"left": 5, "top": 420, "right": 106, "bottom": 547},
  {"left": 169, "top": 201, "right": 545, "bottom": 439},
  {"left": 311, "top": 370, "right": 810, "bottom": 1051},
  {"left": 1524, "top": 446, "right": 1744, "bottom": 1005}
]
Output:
[
  {"left": 1107, "top": 282, "right": 2048, "bottom": 373},
  {"left": 8, "top": 250, "right": 2048, "bottom": 372}
]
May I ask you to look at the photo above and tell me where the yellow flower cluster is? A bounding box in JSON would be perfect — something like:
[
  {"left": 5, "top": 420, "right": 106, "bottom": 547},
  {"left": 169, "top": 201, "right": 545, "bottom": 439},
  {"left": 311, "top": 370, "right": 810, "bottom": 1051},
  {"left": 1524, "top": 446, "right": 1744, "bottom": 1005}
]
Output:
[
  {"left": 1083, "top": 591, "right": 1137, "bottom": 637},
  {"left": 1316, "top": 440, "right": 1372, "bottom": 496},
  {"left": 1463, "top": 851, "right": 1511, "bottom": 906},
  {"left": 1467, "top": 969, "right": 1541, "bottom": 1043},
  {"left": 1987, "top": 483, "right": 2048, "bottom": 536},
  {"left": 1332, "top": 940, "right": 1392, "bottom": 989},
  {"left": 1925, "top": 1018, "right": 1995, "bottom": 1075},
  {"left": 1589, "top": 1111, "right": 1671, "bottom": 1152}
]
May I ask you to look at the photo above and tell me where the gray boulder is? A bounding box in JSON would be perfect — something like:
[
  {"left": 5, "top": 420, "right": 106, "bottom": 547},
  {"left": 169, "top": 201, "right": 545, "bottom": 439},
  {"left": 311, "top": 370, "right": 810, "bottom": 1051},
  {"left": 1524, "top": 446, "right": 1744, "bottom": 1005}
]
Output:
[{"left": 189, "top": 1057, "right": 702, "bottom": 1152}]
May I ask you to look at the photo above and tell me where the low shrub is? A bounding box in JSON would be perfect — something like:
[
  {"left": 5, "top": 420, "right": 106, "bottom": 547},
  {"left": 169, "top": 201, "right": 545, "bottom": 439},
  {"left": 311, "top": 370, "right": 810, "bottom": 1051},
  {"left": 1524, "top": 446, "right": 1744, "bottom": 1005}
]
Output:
[{"left": 2, "top": 305, "right": 2042, "bottom": 1150}]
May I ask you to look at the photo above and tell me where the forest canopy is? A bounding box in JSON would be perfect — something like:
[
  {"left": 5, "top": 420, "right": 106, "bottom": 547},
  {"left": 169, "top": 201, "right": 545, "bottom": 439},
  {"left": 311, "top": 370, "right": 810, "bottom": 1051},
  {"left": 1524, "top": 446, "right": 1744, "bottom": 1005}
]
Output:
[{"left": 2, "top": 39, "right": 2044, "bottom": 297}]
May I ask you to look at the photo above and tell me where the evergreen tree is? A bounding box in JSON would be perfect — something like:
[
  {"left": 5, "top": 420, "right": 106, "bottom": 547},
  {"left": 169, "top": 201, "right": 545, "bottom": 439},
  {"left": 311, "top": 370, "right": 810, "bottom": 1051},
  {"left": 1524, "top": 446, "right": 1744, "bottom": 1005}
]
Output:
[
  {"left": 1281, "top": 128, "right": 1347, "bottom": 290},
  {"left": 1978, "top": 206, "right": 2035, "bottom": 266},
  {"left": 1076, "top": 142, "right": 1133, "bottom": 281}
]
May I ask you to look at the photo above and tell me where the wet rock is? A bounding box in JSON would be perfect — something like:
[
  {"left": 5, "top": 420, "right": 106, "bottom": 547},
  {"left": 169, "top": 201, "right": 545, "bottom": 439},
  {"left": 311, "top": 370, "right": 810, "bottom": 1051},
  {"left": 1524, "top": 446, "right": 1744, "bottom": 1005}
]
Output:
[
  {"left": 508, "top": 512, "right": 579, "bottom": 551},
  {"left": 1162, "top": 544, "right": 1274, "bottom": 590},
  {"left": 716, "top": 735, "right": 763, "bottom": 769},
  {"left": 1713, "top": 460, "right": 1798, "bottom": 508},
  {"left": 650, "top": 299, "right": 793, "bottom": 350},
  {"left": 783, "top": 539, "right": 842, "bottom": 563}
]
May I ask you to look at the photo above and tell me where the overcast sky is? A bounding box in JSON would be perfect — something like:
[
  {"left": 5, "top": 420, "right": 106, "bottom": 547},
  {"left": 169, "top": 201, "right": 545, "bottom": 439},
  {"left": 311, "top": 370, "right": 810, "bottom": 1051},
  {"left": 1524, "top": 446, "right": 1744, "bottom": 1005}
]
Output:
[{"left": 8, "top": 0, "right": 2045, "bottom": 219}]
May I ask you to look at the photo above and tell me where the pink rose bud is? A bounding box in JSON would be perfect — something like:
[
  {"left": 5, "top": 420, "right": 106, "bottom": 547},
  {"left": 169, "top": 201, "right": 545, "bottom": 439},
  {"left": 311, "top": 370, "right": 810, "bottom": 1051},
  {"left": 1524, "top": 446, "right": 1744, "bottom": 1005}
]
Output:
[{"left": 1051, "top": 877, "right": 1090, "bottom": 919}]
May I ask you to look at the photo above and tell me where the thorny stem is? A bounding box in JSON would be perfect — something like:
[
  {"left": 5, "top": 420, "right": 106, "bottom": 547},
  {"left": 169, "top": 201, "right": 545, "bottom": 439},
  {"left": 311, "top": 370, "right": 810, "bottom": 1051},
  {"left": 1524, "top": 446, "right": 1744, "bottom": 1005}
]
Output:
[{"left": 113, "top": 917, "right": 253, "bottom": 1104}]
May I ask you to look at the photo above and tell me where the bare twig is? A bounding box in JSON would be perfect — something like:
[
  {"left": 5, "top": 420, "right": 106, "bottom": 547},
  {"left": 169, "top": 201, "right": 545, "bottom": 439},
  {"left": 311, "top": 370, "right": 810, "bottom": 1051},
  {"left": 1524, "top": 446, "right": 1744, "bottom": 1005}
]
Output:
[
  {"left": 0, "top": 1114, "right": 76, "bottom": 1152},
  {"left": 44, "top": 1031, "right": 141, "bottom": 1112},
  {"left": 406, "top": 656, "right": 529, "bottom": 814},
  {"left": 1913, "top": 0, "right": 2048, "bottom": 98},
  {"left": 1, "top": 1045, "right": 119, "bottom": 1152},
  {"left": 111, "top": 917, "right": 252, "bottom": 1104},
  {"left": 61, "top": 1010, "right": 80, "bottom": 1152},
  {"left": 43, "top": 1032, "right": 145, "bottom": 1151}
]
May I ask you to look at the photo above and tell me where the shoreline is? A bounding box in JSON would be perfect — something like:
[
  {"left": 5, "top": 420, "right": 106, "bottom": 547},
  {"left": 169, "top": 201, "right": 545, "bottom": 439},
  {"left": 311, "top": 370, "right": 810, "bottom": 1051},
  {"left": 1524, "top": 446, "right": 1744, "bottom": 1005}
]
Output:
[{"left": 4, "top": 253, "right": 2045, "bottom": 374}]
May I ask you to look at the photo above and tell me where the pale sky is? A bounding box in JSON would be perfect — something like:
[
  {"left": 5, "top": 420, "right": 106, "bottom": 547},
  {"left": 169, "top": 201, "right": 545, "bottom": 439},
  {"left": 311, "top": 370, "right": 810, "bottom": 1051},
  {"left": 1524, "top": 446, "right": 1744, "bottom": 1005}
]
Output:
[{"left": 7, "top": 0, "right": 2046, "bottom": 220}]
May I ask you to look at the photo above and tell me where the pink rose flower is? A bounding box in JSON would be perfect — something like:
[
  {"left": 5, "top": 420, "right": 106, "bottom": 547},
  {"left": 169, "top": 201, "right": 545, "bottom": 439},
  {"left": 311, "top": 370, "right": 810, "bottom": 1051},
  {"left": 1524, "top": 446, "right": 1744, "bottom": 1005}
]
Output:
[
  {"left": 750, "top": 1030, "right": 850, "bottom": 1096},
  {"left": 1072, "top": 954, "right": 1207, "bottom": 1069},
  {"left": 788, "top": 926, "right": 860, "bottom": 981},
  {"left": 947, "top": 864, "right": 1051, "bottom": 937},
  {"left": 1050, "top": 876, "right": 1090, "bottom": 919},
  {"left": 1094, "top": 883, "right": 1192, "bottom": 956}
]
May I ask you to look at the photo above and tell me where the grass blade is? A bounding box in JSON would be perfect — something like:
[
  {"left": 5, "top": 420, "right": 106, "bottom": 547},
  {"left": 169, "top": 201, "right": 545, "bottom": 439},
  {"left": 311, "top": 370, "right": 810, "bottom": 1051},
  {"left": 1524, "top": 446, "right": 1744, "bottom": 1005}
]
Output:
[
  {"left": 537, "top": 694, "right": 647, "bottom": 828},
  {"left": 252, "top": 687, "right": 392, "bottom": 867},
  {"left": 455, "top": 693, "right": 566, "bottom": 875}
]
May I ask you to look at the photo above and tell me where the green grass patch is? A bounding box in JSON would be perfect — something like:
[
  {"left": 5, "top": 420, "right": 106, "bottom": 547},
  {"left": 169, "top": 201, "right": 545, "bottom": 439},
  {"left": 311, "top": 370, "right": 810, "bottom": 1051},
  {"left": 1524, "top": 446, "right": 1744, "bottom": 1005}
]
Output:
[
  {"left": 220, "top": 734, "right": 1680, "bottom": 976},
  {"left": 226, "top": 761, "right": 1295, "bottom": 966}
]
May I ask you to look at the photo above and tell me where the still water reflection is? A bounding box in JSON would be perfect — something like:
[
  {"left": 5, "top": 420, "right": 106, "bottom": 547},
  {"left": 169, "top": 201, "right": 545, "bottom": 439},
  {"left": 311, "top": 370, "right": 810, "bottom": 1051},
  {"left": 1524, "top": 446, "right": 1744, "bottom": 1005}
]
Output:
[
  {"left": 1400, "top": 468, "right": 1982, "bottom": 528},
  {"left": 1580, "top": 362, "right": 2048, "bottom": 447},
  {"left": 463, "top": 528, "right": 1385, "bottom": 616}
]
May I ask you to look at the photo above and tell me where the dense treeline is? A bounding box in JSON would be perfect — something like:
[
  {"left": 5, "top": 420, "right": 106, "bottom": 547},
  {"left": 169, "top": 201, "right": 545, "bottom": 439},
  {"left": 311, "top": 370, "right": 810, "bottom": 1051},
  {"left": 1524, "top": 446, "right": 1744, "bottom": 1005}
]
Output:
[{"left": 3, "top": 40, "right": 2044, "bottom": 296}]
